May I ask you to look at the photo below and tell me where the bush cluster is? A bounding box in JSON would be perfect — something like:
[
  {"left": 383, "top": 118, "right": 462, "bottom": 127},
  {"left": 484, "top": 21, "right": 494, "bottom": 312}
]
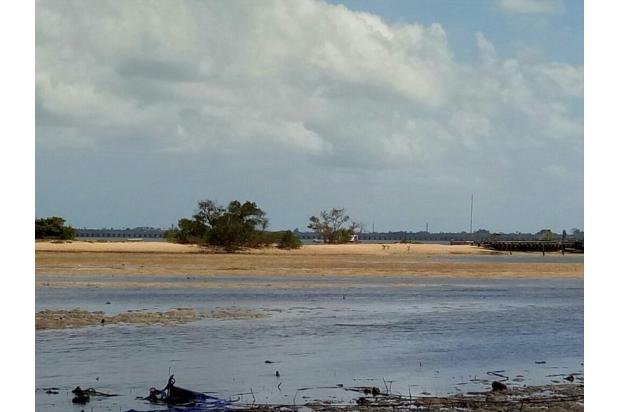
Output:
[
  {"left": 166, "top": 199, "right": 301, "bottom": 251},
  {"left": 35, "top": 216, "right": 75, "bottom": 240}
]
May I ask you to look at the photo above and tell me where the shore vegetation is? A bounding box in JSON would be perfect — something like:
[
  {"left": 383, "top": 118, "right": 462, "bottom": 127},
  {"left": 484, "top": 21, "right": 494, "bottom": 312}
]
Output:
[
  {"left": 165, "top": 199, "right": 300, "bottom": 251},
  {"left": 35, "top": 216, "right": 75, "bottom": 240},
  {"left": 308, "top": 208, "right": 359, "bottom": 244}
]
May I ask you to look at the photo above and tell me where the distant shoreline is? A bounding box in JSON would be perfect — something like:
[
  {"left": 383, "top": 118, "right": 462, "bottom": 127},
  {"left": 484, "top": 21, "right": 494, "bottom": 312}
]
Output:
[{"left": 35, "top": 241, "right": 583, "bottom": 282}]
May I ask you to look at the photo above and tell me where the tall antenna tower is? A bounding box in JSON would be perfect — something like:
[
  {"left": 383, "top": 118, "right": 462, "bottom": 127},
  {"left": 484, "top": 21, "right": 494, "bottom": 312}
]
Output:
[{"left": 469, "top": 194, "right": 474, "bottom": 234}]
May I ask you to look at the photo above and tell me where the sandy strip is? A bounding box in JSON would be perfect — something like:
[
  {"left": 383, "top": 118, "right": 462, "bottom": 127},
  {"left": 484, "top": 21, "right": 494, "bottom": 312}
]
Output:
[
  {"left": 35, "top": 241, "right": 494, "bottom": 255},
  {"left": 35, "top": 241, "right": 583, "bottom": 280},
  {"left": 35, "top": 240, "right": 203, "bottom": 253},
  {"left": 35, "top": 279, "right": 424, "bottom": 289},
  {"left": 36, "top": 307, "right": 267, "bottom": 330},
  {"left": 35, "top": 308, "right": 201, "bottom": 330}
]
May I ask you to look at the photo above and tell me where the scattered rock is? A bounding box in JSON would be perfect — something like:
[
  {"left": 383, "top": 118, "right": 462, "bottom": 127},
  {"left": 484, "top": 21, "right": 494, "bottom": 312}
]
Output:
[
  {"left": 72, "top": 394, "right": 89, "bottom": 404},
  {"left": 356, "top": 397, "right": 369, "bottom": 405},
  {"left": 72, "top": 387, "right": 90, "bottom": 404},
  {"left": 360, "top": 387, "right": 381, "bottom": 396},
  {"left": 565, "top": 374, "right": 575, "bottom": 382},
  {"left": 412, "top": 383, "right": 583, "bottom": 411},
  {"left": 491, "top": 381, "right": 507, "bottom": 392}
]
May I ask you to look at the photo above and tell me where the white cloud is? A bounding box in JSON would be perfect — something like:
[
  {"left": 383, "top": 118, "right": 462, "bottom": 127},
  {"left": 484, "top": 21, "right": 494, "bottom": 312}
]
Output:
[
  {"left": 532, "top": 63, "right": 584, "bottom": 97},
  {"left": 496, "top": 0, "right": 564, "bottom": 14},
  {"left": 476, "top": 32, "right": 497, "bottom": 67},
  {"left": 36, "top": 0, "right": 582, "bottom": 183}
]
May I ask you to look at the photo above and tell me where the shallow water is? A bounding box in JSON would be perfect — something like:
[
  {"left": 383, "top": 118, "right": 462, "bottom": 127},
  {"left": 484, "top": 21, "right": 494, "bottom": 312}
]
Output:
[{"left": 35, "top": 276, "right": 583, "bottom": 411}]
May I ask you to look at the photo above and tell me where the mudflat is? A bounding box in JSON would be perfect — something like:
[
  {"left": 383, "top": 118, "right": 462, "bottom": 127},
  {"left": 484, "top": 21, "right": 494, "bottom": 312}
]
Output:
[
  {"left": 35, "top": 307, "right": 267, "bottom": 330},
  {"left": 35, "top": 241, "right": 583, "bottom": 281}
]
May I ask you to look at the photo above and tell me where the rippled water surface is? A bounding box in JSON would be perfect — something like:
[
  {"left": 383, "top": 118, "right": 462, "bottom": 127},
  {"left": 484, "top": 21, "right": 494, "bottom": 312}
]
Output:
[{"left": 36, "top": 276, "right": 583, "bottom": 411}]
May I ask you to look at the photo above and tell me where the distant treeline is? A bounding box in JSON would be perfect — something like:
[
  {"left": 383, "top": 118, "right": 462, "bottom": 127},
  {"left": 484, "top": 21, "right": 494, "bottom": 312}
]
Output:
[
  {"left": 37, "top": 209, "right": 583, "bottom": 249},
  {"left": 294, "top": 228, "right": 584, "bottom": 243}
]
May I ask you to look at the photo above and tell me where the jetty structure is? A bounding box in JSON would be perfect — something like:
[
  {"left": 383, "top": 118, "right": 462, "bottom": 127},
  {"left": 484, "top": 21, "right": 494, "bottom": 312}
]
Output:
[{"left": 478, "top": 239, "right": 584, "bottom": 253}]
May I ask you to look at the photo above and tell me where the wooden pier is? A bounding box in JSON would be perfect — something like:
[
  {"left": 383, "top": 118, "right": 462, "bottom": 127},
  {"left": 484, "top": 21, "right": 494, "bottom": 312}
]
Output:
[{"left": 478, "top": 240, "right": 584, "bottom": 253}]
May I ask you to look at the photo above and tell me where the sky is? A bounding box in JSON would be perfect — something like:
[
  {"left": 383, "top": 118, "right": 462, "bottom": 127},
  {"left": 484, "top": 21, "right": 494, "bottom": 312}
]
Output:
[{"left": 35, "top": 0, "right": 583, "bottom": 233}]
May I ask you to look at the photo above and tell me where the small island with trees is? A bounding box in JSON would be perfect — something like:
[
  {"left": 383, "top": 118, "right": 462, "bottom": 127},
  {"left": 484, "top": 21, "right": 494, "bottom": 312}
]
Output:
[
  {"left": 162, "top": 199, "right": 361, "bottom": 251},
  {"left": 164, "top": 199, "right": 302, "bottom": 251},
  {"left": 35, "top": 200, "right": 584, "bottom": 255}
]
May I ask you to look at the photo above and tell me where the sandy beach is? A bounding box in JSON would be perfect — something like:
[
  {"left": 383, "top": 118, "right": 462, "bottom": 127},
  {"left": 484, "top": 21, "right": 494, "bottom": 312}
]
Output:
[{"left": 35, "top": 241, "right": 583, "bottom": 283}]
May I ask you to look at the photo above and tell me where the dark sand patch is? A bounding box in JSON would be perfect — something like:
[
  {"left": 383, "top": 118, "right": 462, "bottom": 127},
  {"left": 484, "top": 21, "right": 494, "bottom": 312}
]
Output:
[
  {"left": 36, "top": 307, "right": 267, "bottom": 330},
  {"left": 206, "top": 306, "right": 268, "bottom": 320}
]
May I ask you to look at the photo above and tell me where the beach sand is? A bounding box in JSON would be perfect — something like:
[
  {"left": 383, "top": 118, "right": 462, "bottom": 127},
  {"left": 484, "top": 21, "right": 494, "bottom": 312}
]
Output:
[{"left": 35, "top": 241, "right": 583, "bottom": 282}]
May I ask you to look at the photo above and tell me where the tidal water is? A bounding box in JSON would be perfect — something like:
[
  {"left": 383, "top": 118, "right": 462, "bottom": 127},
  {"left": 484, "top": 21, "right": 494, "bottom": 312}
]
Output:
[{"left": 35, "top": 276, "right": 583, "bottom": 411}]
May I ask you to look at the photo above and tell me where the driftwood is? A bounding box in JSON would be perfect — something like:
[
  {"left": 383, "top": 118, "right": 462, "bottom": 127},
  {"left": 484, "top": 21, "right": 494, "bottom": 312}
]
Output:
[{"left": 71, "top": 386, "right": 118, "bottom": 404}]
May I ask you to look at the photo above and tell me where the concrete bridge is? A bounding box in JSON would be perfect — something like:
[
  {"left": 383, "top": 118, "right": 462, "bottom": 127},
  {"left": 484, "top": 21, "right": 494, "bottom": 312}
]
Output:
[{"left": 75, "top": 228, "right": 166, "bottom": 241}]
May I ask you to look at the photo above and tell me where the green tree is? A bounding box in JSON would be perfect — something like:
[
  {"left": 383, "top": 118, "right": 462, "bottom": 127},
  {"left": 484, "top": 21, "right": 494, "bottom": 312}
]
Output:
[
  {"left": 277, "top": 230, "right": 302, "bottom": 249},
  {"left": 308, "top": 208, "right": 358, "bottom": 244},
  {"left": 193, "top": 199, "right": 224, "bottom": 227},
  {"left": 177, "top": 218, "right": 209, "bottom": 244},
  {"left": 35, "top": 216, "right": 75, "bottom": 240},
  {"left": 208, "top": 201, "right": 268, "bottom": 249},
  {"left": 168, "top": 199, "right": 269, "bottom": 251}
]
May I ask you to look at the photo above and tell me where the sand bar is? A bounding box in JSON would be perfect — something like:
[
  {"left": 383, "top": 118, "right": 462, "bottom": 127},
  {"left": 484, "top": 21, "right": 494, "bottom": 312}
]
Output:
[
  {"left": 36, "top": 306, "right": 267, "bottom": 330},
  {"left": 35, "top": 241, "right": 583, "bottom": 280},
  {"left": 35, "top": 308, "right": 201, "bottom": 330}
]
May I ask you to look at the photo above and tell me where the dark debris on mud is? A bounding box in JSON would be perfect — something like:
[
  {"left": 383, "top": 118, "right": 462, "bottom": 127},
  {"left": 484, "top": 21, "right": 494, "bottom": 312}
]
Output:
[{"left": 232, "top": 383, "right": 583, "bottom": 412}]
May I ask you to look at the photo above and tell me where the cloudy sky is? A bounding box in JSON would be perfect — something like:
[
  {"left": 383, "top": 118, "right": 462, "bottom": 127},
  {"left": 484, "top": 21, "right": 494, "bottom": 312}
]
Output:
[{"left": 35, "top": 0, "right": 583, "bottom": 233}]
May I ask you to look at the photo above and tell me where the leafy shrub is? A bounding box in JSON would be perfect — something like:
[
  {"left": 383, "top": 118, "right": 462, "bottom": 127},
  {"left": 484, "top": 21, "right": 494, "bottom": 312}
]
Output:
[
  {"left": 277, "top": 230, "right": 302, "bottom": 249},
  {"left": 35, "top": 217, "right": 75, "bottom": 240}
]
